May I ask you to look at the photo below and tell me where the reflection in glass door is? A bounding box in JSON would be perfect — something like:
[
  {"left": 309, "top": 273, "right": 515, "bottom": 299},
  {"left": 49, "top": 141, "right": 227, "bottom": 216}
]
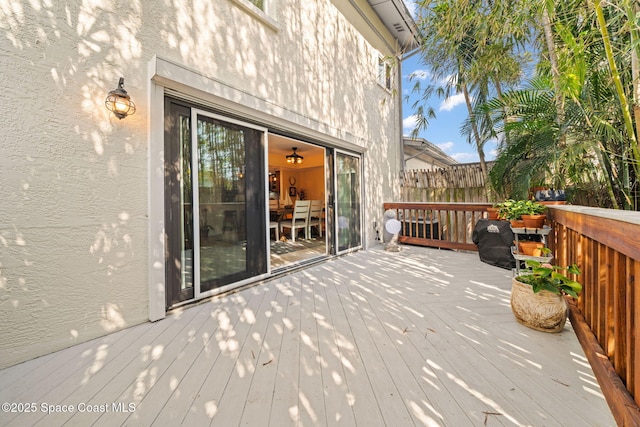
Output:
[
  {"left": 336, "top": 152, "right": 362, "bottom": 253},
  {"left": 194, "top": 113, "right": 267, "bottom": 293},
  {"left": 165, "top": 98, "right": 267, "bottom": 307}
]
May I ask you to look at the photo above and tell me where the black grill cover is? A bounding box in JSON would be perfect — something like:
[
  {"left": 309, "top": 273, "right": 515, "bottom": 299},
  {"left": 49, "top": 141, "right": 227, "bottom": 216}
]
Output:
[{"left": 472, "top": 219, "right": 515, "bottom": 270}]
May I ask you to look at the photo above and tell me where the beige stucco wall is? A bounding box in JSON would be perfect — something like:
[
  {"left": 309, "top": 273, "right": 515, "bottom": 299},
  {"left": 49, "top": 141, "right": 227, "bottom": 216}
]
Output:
[{"left": 0, "top": 0, "right": 404, "bottom": 368}]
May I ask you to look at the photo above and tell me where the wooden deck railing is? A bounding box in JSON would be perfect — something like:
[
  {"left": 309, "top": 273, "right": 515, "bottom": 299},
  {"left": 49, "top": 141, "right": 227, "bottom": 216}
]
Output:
[
  {"left": 382, "top": 202, "right": 492, "bottom": 251},
  {"left": 547, "top": 205, "right": 640, "bottom": 425},
  {"left": 384, "top": 202, "right": 640, "bottom": 424}
]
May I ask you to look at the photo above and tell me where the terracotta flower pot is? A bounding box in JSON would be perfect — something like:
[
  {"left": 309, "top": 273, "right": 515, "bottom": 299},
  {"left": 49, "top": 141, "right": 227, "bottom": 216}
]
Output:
[
  {"left": 521, "top": 214, "right": 546, "bottom": 229},
  {"left": 487, "top": 207, "right": 500, "bottom": 220},
  {"left": 510, "top": 219, "right": 525, "bottom": 228},
  {"left": 510, "top": 277, "right": 568, "bottom": 333},
  {"left": 518, "top": 241, "right": 545, "bottom": 256}
]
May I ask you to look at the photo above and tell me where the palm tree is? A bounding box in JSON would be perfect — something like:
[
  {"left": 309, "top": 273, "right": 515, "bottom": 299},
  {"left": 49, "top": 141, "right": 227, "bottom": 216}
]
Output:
[
  {"left": 486, "top": 76, "right": 620, "bottom": 206},
  {"left": 411, "top": 0, "right": 639, "bottom": 208},
  {"left": 410, "top": 0, "right": 533, "bottom": 191}
]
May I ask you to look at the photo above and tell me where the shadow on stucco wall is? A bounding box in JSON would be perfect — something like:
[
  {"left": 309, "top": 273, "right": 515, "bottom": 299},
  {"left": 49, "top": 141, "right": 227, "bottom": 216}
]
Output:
[{"left": 0, "top": 0, "right": 398, "bottom": 368}]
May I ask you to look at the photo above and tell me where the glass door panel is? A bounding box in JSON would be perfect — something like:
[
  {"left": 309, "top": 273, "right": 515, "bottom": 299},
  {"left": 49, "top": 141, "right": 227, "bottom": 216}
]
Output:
[
  {"left": 336, "top": 152, "right": 362, "bottom": 253},
  {"left": 194, "top": 112, "right": 267, "bottom": 293},
  {"left": 165, "top": 98, "right": 267, "bottom": 307}
]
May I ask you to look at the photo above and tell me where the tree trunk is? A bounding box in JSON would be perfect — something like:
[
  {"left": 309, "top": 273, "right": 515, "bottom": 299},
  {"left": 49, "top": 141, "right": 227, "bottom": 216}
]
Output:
[
  {"left": 493, "top": 77, "right": 511, "bottom": 150},
  {"left": 541, "top": 6, "right": 566, "bottom": 189},
  {"left": 462, "top": 83, "right": 489, "bottom": 196},
  {"left": 542, "top": 7, "right": 565, "bottom": 127}
]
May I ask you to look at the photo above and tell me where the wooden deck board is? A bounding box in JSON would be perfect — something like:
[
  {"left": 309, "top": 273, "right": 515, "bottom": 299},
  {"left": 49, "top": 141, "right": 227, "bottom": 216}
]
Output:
[
  {"left": 361, "top": 263, "right": 520, "bottom": 426},
  {"left": 0, "top": 246, "right": 616, "bottom": 427},
  {"left": 332, "top": 266, "right": 416, "bottom": 426},
  {"left": 268, "top": 278, "right": 303, "bottom": 426},
  {"left": 179, "top": 287, "right": 271, "bottom": 426},
  {"left": 323, "top": 272, "right": 386, "bottom": 426},
  {"left": 121, "top": 301, "right": 227, "bottom": 426},
  {"left": 70, "top": 299, "right": 216, "bottom": 427},
  {"left": 239, "top": 282, "right": 291, "bottom": 426},
  {"left": 296, "top": 278, "right": 328, "bottom": 426},
  {"left": 207, "top": 283, "right": 279, "bottom": 427},
  {"left": 313, "top": 275, "right": 357, "bottom": 426}
]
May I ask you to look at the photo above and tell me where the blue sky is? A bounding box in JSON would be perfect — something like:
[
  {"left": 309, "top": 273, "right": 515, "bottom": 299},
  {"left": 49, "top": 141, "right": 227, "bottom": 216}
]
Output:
[
  {"left": 400, "top": 50, "right": 498, "bottom": 164},
  {"left": 400, "top": 0, "right": 497, "bottom": 164}
]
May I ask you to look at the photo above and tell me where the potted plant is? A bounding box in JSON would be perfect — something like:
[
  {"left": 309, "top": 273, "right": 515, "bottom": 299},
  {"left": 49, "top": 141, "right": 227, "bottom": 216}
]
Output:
[
  {"left": 520, "top": 200, "right": 547, "bottom": 229},
  {"left": 517, "top": 242, "right": 550, "bottom": 257},
  {"left": 495, "top": 199, "right": 547, "bottom": 228},
  {"left": 511, "top": 260, "right": 582, "bottom": 333},
  {"left": 486, "top": 203, "right": 500, "bottom": 220},
  {"left": 495, "top": 199, "right": 529, "bottom": 227}
]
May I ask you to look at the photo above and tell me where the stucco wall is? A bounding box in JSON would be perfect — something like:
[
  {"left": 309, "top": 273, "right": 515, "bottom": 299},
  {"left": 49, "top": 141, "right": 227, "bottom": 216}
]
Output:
[{"left": 0, "top": 0, "right": 403, "bottom": 368}]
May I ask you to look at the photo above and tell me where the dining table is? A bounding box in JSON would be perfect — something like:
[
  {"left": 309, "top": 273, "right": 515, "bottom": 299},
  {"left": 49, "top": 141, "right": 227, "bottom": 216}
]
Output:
[{"left": 270, "top": 206, "right": 293, "bottom": 222}]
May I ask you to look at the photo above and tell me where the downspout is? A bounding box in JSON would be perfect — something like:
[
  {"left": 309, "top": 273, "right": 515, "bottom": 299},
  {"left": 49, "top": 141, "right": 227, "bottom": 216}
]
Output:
[{"left": 398, "top": 53, "right": 405, "bottom": 174}]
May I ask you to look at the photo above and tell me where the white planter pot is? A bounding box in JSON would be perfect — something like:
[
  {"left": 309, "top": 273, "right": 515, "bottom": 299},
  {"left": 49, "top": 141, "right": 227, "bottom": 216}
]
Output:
[{"left": 510, "top": 277, "right": 568, "bottom": 333}]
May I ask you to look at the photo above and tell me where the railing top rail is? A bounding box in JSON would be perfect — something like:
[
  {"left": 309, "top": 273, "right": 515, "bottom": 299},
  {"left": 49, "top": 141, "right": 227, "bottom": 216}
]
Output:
[
  {"left": 548, "top": 205, "right": 640, "bottom": 261},
  {"left": 384, "top": 202, "right": 493, "bottom": 211},
  {"left": 550, "top": 205, "right": 640, "bottom": 226}
]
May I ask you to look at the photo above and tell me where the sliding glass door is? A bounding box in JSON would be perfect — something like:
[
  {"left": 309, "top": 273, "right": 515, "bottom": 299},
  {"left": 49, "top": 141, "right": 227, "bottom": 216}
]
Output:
[
  {"left": 164, "top": 97, "right": 364, "bottom": 307},
  {"left": 165, "top": 99, "right": 267, "bottom": 307},
  {"left": 335, "top": 151, "right": 362, "bottom": 253}
]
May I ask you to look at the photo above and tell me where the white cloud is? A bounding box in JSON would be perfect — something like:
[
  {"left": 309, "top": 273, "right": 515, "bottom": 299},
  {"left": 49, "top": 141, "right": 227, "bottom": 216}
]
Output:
[
  {"left": 437, "top": 141, "right": 454, "bottom": 152},
  {"left": 451, "top": 152, "right": 478, "bottom": 162},
  {"left": 403, "top": 115, "right": 419, "bottom": 132},
  {"left": 439, "top": 93, "right": 466, "bottom": 111},
  {"left": 439, "top": 74, "right": 458, "bottom": 87},
  {"left": 408, "top": 69, "right": 429, "bottom": 80}
]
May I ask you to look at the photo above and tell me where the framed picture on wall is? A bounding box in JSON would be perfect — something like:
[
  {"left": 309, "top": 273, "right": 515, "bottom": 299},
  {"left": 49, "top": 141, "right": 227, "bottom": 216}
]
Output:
[{"left": 289, "top": 187, "right": 296, "bottom": 197}]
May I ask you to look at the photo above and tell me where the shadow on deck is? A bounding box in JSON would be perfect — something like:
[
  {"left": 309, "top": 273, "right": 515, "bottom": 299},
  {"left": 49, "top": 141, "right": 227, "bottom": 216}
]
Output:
[{"left": 0, "top": 246, "right": 615, "bottom": 426}]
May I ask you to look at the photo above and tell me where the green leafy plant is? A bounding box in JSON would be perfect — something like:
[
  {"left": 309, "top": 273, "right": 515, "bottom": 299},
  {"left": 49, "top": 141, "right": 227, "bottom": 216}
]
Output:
[
  {"left": 521, "top": 200, "right": 547, "bottom": 215},
  {"left": 495, "top": 199, "right": 526, "bottom": 220},
  {"left": 495, "top": 199, "right": 546, "bottom": 220},
  {"left": 516, "top": 260, "right": 582, "bottom": 298}
]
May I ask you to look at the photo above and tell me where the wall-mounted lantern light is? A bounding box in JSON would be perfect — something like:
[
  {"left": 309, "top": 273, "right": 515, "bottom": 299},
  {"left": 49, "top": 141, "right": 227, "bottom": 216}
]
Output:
[
  {"left": 105, "top": 77, "right": 136, "bottom": 119},
  {"left": 286, "top": 147, "right": 304, "bottom": 165}
]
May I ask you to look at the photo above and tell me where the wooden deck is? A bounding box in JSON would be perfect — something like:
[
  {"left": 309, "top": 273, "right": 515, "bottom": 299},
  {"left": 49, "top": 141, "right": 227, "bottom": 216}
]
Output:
[{"left": 0, "top": 246, "right": 615, "bottom": 426}]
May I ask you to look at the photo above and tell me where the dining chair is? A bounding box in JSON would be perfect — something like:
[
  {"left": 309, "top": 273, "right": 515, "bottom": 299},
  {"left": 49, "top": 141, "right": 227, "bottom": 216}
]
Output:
[
  {"left": 269, "top": 221, "right": 279, "bottom": 241},
  {"left": 279, "top": 200, "right": 310, "bottom": 242},
  {"left": 307, "top": 200, "right": 323, "bottom": 238}
]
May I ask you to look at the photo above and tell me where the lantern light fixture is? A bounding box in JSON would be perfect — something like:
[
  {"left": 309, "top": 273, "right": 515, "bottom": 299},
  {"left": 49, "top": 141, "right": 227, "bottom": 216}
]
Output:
[
  {"left": 286, "top": 147, "right": 304, "bottom": 165},
  {"left": 105, "top": 77, "right": 136, "bottom": 119}
]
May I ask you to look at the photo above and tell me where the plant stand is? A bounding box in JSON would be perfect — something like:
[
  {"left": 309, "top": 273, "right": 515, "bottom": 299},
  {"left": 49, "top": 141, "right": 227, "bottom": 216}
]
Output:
[{"left": 511, "top": 225, "right": 553, "bottom": 276}]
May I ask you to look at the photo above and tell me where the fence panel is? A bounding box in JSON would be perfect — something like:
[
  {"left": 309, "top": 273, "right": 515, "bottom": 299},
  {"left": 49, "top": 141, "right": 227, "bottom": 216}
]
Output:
[{"left": 401, "top": 165, "right": 490, "bottom": 203}]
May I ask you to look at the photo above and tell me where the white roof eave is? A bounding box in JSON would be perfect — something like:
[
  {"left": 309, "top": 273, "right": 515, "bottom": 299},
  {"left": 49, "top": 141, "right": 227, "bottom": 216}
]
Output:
[{"left": 367, "top": 0, "right": 420, "bottom": 51}]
